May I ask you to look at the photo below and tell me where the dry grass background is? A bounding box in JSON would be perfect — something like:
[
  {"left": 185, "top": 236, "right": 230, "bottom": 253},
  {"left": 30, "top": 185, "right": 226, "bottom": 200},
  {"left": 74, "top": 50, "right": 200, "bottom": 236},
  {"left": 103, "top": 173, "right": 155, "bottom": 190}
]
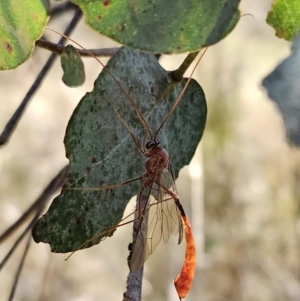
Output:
[{"left": 1, "top": 1, "right": 300, "bottom": 301}]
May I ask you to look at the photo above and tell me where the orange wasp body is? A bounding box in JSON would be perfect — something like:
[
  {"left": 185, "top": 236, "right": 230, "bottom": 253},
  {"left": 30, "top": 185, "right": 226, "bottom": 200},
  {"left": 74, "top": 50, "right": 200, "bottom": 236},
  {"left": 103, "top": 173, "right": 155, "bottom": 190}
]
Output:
[{"left": 128, "top": 137, "right": 197, "bottom": 299}]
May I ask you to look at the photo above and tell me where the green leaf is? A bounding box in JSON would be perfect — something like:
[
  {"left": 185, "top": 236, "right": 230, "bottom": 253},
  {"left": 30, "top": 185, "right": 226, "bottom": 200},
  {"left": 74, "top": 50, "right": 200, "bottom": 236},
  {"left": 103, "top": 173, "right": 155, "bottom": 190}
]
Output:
[
  {"left": 61, "top": 45, "right": 86, "bottom": 87},
  {"left": 32, "top": 47, "right": 207, "bottom": 253},
  {"left": 0, "top": 0, "right": 48, "bottom": 70},
  {"left": 70, "top": 0, "right": 240, "bottom": 53},
  {"left": 267, "top": 0, "right": 300, "bottom": 41}
]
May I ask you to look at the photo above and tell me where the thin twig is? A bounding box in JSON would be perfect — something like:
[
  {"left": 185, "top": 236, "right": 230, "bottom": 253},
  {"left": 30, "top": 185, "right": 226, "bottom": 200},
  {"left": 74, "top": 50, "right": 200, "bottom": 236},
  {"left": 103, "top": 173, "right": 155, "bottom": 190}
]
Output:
[
  {"left": 0, "top": 165, "right": 68, "bottom": 270},
  {"left": 1, "top": 212, "right": 40, "bottom": 271},
  {"left": 170, "top": 51, "right": 200, "bottom": 82},
  {"left": 0, "top": 8, "right": 82, "bottom": 146},
  {"left": 36, "top": 38, "right": 119, "bottom": 57},
  {"left": 7, "top": 234, "right": 31, "bottom": 301},
  {"left": 123, "top": 195, "right": 149, "bottom": 301},
  {"left": 0, "top": 165, "right": 68, "bottom": 243}
]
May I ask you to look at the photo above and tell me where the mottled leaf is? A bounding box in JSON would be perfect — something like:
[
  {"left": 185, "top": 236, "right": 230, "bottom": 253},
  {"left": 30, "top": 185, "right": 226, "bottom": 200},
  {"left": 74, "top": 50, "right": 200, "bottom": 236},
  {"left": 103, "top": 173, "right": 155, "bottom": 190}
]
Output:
[{"left": 32, "top": 47, "right": 207, "bottom": 253}]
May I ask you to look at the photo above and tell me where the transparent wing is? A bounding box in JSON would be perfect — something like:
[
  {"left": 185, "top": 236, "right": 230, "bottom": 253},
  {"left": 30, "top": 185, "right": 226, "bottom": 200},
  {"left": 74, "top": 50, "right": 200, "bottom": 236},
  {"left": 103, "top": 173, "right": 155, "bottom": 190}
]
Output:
[{"left": 130, "top": 169, "right": 183, "bottom": 271}]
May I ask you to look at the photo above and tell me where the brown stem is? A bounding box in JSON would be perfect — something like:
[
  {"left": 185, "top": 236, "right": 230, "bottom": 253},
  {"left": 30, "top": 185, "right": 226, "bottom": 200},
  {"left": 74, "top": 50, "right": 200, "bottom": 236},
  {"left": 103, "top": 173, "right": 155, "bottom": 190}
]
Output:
[
  {"left": 0, "top": 165, "right": 68, "bottom": 270},
  {"left": 36, "top": 38, "right": 119, "bottom": 57},
  {"left": 0, "top": 8, "right": 82, "bottom": 146},
  {"left": 123, "top": 193, "right": 149, "bottom": 301},
  {"left": 0, "top": 165, "right": 68, "bottom": 243},
  {"left": 8, "top": 234, "right": 31, "bottom": 301}
]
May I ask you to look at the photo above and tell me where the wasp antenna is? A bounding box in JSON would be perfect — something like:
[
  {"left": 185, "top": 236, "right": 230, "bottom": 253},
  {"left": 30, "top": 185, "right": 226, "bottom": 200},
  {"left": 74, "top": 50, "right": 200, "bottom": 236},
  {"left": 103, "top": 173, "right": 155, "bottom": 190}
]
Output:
[
  {"left": 103, "top": 90, "right": 146, "bottom": 154},
  {"left": 45, "top": 27, "right": 153, "bottom": 139}
]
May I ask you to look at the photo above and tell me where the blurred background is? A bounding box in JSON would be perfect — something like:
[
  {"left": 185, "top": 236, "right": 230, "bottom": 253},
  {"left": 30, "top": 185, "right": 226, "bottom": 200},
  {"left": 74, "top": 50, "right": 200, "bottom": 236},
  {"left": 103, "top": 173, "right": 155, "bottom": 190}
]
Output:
[{"left": 1, "top": 0, "right": 299, "bottom": 301}]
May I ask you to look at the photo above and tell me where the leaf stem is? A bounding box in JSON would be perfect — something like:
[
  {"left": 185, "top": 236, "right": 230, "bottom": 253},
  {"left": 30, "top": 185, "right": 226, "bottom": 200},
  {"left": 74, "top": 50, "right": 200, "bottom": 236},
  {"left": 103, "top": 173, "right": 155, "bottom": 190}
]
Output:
[
  {"left": 170, "top": 51, "right": 200, "bottom": 82},
  {"left": 36, "top": 39, "right": 119, "bottom": 57}
]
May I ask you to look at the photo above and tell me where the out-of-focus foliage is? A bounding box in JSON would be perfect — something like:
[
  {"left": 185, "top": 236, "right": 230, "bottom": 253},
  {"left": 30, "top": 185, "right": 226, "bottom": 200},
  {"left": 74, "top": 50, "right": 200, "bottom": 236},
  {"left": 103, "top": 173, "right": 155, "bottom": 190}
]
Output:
[
  {"left": 201, "top": 41, "right": 300, "bottom": 301},
  {"left": 262, "top": 33, "right": 300, "bottom": 146},
  {"left": 267, "top": 0, "right": 300, "bottom": 41},
  {"left": 0, "top": 0, "right": 48, "bottom": 70}
]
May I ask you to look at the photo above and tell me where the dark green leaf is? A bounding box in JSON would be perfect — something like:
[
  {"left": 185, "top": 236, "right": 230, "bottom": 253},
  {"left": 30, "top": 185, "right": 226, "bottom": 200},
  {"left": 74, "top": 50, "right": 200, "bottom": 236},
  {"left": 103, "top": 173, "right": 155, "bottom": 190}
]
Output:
[
  {"left": 0, "top": 0, "right": 48, "bottom": 70},
  {"left": 32, "top": 47, "right": 207, "bottom": 253},
  {"left": 267, "top": 0, "right": 300, "bottom": 41},
  {"left": 61, "top": 45, "right": 86, "bottom": 87},
  {"left": 71, "top": 0, "right": 240, "bottom": 53}
]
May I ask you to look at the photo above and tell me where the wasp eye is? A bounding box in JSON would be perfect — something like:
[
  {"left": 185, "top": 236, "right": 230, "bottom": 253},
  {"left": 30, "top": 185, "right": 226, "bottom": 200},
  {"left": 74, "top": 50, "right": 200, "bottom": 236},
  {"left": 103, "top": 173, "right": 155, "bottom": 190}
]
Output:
[
  {"left": 146, "top": 139, "right": 160, "bottom": 149},
  {"left": 146, "top": 141, "right": 154, "bottom": 149}
]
